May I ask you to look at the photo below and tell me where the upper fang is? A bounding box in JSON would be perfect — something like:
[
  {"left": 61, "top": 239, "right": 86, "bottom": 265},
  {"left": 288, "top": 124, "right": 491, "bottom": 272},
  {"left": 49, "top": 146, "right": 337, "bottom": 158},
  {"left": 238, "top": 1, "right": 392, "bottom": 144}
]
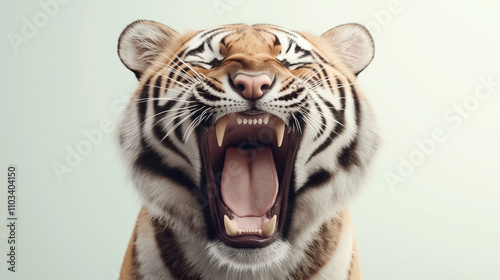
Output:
[
  {"left": 216, "top": 116, "right": 228, "bottom": 147},
  {"left": 274, "top": 118, "right": 285, "bottom": 147}
]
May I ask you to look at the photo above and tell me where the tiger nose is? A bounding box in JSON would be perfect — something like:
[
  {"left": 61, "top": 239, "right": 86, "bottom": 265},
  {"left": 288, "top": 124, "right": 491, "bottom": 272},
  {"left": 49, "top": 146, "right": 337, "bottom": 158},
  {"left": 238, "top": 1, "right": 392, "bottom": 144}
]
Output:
[{"left": 233, "top": 74, "right": 273, "bottom": 100}]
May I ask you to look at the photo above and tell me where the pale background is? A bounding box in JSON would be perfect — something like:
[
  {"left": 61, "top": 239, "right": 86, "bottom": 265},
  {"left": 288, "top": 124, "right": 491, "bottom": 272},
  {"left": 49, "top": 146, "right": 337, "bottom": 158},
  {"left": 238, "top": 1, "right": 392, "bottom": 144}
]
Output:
[{"left": 1, "top": 0, "right": 499, "bottom": 279}]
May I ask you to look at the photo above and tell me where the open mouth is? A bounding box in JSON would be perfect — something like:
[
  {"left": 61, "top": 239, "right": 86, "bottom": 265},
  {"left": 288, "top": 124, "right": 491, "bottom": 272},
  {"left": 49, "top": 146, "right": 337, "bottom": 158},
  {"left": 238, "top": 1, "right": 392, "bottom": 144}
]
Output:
[{"left": 202, "top": 111, "right": 299, "bottom": 248}]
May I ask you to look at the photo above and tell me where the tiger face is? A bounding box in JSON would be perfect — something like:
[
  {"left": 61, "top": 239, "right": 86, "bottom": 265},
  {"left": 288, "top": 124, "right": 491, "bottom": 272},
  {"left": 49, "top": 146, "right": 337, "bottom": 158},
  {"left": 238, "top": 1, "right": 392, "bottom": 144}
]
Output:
[{"left": 117, "top": 20, "right": 379, "bottom": 272}]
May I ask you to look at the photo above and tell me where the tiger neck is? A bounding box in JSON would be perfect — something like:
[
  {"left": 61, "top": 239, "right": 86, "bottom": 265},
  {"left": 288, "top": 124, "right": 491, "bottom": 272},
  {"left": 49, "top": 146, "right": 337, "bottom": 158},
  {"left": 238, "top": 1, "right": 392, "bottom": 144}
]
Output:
[{"left": 119, "top": 207, "right": 361, "bottom": 280}]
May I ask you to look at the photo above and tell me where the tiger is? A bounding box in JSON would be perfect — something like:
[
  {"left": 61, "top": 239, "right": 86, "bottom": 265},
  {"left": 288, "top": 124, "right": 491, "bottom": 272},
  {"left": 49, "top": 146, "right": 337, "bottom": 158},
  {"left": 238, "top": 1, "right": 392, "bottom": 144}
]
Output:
[{"left": 116, "top": 20, "right": 379, "bottom": 280}]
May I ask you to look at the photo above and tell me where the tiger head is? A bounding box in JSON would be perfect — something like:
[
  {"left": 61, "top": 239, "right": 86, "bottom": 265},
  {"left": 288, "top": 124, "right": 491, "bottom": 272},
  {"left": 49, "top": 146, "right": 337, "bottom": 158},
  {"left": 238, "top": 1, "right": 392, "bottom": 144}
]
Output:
[{"left": 117, "top": 20, "right": 379, "bottom": 271}]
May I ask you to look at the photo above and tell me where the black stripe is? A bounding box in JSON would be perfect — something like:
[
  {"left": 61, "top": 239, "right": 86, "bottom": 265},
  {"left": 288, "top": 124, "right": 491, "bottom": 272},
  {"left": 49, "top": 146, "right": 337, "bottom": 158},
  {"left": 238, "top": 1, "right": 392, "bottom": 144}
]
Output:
[
  {"left": 152, "top": 89, "right": 192, "bottom": 164},
  {"left": 208, "top": 58, "right": 222, "bottom": 68},
  {"left": 173, "top": 116, "right": 186, "bottom": 144},
  {"left": 197, "top": 87, "right": 221, "bottom": 102},
  {"left": 173, "top": 66, "right": 191, "bottom": 84},
  {"left": 338, "top": 84, "right": 362, "bottom": 169},
  {"left": 297, "top": 168, "right": 333, "bottom": 195},
  {"left": 135, "top": 145, "right": 196, "bottom": 190},
  {"left": 164, "top": 61, "right": 179, "bottom": 90},
  {"left": 163, "top": 49, "right": 186, "bottom": 90},
  {"left": 206, "top": 37, "right": 214, "bottom": 52},
  {"left": 351, "top": 84, "right": 361, "bottom": 126},
  {"left": 306, "top": 98, "right": 344, "bottom": 163},
  {"left": 152, "top": 121, "right": 192, "bottom": 164},
  {"left": 313, "top": 101, "right": 326, "bottom": 140},
  {"left": 276, "top": 87, "right": 304, "bottom": 101},
  {"left": 153, "top": 75, "right": 163, "bottom": 98},
  {"left": 285, "top": 39, "right": 293, "bottom": 53},
  {"left": 197, "top": 138, "right": 218, "bottom": 240},
  {"left": 152, "top": 219, "right": 201, "bottom": 280},
  {"left": 289, "top": 105, "right": 307, "bottom": 131},
  {"left": 205, "top": 79, "right": 223, "bottom": 93},
  {"left": 294, "top": 44, "right": 312, "bottom": 59},
  {"left": 185, "top": 42, "right": 205, "bottom": 59},
  {"left": 137, "top": 78, "right": 151, "bottom": 127},
  {"left": 338, "top": 139, "right": 359, "bottom": 169},
  {"left": 273, "top": 34, "right": 281, "bottom": 47},
  {"left": 318, "top": 64, "right": 333, "bottom": 93},
  {"left": 132, "top": 226, "right": 142, "bottom": 280}
]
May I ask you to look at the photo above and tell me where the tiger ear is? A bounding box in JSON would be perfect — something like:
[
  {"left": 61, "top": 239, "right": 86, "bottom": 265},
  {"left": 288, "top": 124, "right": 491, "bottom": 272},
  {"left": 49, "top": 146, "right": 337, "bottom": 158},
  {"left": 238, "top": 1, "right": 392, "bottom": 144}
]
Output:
[
  {"left": 118, "top": 20, "right": 179, "bottom": 79},
  {"left": 321, "top": 23, "right": 374, "bottom": 75}
]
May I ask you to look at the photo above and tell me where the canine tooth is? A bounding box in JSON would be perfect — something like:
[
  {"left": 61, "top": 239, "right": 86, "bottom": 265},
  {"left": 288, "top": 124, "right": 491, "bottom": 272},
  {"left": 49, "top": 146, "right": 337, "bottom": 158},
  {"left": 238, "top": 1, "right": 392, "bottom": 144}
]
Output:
[
  {"left": 224, "top": 215, "right": 238, "bottom": 237},
  {"left": 263, "top": 115, "right": 270, "bottom": 125},
  {"left": 243, "top": 118, "right": 248, "bottom": 124},
  {"left": 216, "top": 116, "right": 228, "bottom": 147},
  {"left": 258, "top": 118, "right": 262, "bottom": 124},
  {"left": 274, "top": 119, "right": 285, "bottom": 147},
  {"left": 262, "top": 215, "right": 277, "bottom": 237},
  {"left": 236, "top": 115, "right": 242, "bottom": 124}
]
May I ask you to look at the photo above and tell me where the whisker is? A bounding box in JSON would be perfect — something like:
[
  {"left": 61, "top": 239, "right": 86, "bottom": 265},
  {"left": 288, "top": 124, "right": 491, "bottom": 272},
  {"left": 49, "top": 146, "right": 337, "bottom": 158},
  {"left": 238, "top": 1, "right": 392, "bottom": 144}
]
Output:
[
  {"left": 149, "top": 61, "right": 194, "bottom": 89},
  {"left": 161, "top": 107, "right": 205, "bottom": 142},
  {"left": 150, "top": 105, "right": 199, "bottom": 127},
  {"left": 159, "top": 52, "right": 207, "bottom": 83},
  {"left": 136, "top": 97, "right": 193, "bottom": 104},
  {"left": 183, "top": 107, "right": 211, "bottom": 142},
  {"left": 298, "top": 107, "right": 322, "bottom": 137}
]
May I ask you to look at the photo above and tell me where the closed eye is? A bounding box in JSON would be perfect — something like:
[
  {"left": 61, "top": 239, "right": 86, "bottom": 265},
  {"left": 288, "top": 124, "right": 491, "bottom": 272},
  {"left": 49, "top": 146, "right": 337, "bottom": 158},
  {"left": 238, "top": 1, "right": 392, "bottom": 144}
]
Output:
[{"left": 278, "top": 59, "right": 313, "bottom": 70}]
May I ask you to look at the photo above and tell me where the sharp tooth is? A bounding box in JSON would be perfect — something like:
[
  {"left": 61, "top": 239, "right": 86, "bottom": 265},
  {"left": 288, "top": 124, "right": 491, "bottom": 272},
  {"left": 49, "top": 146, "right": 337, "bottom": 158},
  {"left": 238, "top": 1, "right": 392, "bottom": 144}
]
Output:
[
  {"left": 224, "top": 215, "right": 238, "bottom": 237},
  {"left": 216, "top": 116, "right": 228, "bottom": 147},
  {"left": 274, "top": 119, "right": 285, "bottom": 147},
  {"left": 263, "top": 115, "right": 270, "bottom": 125},
  {"left": 262, "top": 215, "right": 277, "bottom": 237},
  {"left": 236, "top": 115, "right": 242, "bottom": 124}
]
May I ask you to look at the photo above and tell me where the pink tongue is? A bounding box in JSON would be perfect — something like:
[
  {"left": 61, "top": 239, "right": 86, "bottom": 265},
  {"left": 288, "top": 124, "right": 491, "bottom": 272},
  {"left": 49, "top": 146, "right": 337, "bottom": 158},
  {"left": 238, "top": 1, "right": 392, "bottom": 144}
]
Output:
[{"left": 221, "top": 147, "right": 278, "bottom": 217}]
